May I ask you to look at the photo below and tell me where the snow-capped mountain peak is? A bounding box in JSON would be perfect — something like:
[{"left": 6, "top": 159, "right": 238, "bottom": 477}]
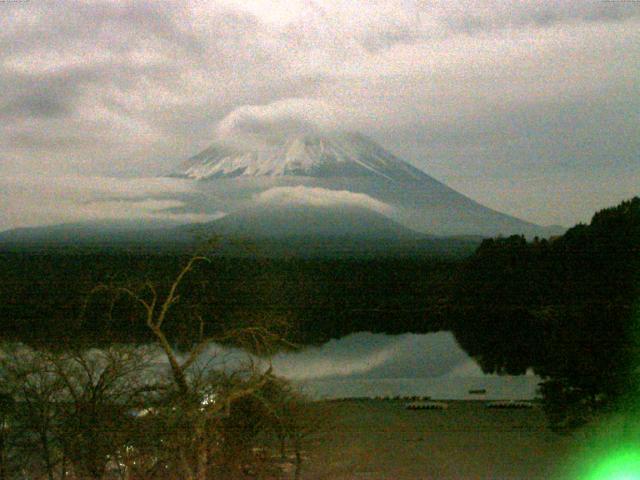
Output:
[
  {"left": 173, "top": 132, "right": 428, "bottom": 183},
  {"left": 166, "top": 130, "right": 561, "bottom": 238}
]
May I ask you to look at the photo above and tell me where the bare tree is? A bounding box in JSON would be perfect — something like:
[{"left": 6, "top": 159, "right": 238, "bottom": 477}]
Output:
[
  {"left": 253, "top": 378, "right": 326, "bottom": 480},
  {"left": 86, "top": 252, "right": 303, "bottom": 480},
  {"left": 0, "top": 391, "right": 15, "bottom": 480},
  {"left": 50, "top": 347, "right": 150, "bottom": 480},
  {"left": 1, "top": 345, "right": 65, "bottom": 480},
  {"left": 0, "top": 345, "right": 151, "bottom": 480},
  {"left": 4, "top": 249, "right": 318, "bottom": 480}
]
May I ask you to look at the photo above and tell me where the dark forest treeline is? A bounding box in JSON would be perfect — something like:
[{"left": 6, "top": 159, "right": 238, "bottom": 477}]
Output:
[
  {"left": 449, "top": 197, "right": 640, "bottom": 429},
  {"left": 0, "top": 253, "right": 454, "bottom": 347}
]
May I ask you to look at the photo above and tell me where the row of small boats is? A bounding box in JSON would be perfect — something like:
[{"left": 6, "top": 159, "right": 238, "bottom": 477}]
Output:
[{"left": 405, "top": 400, "right": 534, "bottom": 410}]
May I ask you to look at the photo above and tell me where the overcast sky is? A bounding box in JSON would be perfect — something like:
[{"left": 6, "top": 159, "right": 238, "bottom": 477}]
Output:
[{"left": 1, "top": 0, "right": 639, "bottom": 229}]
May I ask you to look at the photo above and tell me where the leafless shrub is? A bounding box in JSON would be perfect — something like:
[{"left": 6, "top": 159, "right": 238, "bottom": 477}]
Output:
[
  {"left": 0, "top": 345, "right": 150, "bottom": 480},
  {"left": 1, "top": 249, "right": 320, "bottom": 479},
  {"left": 81, "top": 250, "right": 315, "bottom": 480}
]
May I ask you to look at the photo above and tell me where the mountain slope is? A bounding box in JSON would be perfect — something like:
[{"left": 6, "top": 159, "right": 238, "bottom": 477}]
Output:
[
  {"left": 174, "top": 132, "right": 441, "bottom": 185},
  {"left": 200, "top": 204, "right": 420, "bottom": 239},
  {"left": 0, "top": 221, "right": 193, "bottom": 251},
  {"left": 173, "top": 132, "right": 562, "bottom": 238},
  {"left": 0, "top": 131, "right": 563, "bottom": 250}
]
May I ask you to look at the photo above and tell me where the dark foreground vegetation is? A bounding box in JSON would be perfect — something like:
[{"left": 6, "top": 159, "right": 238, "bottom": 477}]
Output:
[
  {"left": 1, "top": 347, "right": 318, "bottom": 480},
  {"left": 449, "top": 197, "right": 640, "bottom": 431},
  {"left": 1, "top": 257, "right": 320, "bottom": 480}
]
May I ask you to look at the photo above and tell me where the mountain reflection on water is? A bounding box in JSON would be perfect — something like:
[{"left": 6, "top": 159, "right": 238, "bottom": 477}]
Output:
[
  {"left": 270, "top": 332, "right": 540, "bottom": 400},
  {"left": 1, "top": 332, "right": 539, "bottom": 401}
]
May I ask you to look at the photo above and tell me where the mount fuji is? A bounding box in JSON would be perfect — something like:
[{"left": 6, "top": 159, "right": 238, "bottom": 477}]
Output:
[
  {"left": 0, "top": 131, "right": 562, "bottom": 253},
  {"left": 170, "top": 131, "right": 560, "bottom": 240},
  {"left": 174, "top": 132, "right": 436, "bottom": 183}
]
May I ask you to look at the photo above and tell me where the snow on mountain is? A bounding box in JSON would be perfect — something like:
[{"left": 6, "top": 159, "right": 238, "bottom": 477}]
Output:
[
  {"left": 171, "top": 131, "right": 561, "bottom": 238},
  {"left": 0, "top": 131, "right": 562, "bottom": 250},
  {"left": 173, "top": 132, "right": 430, "bottom": 184}
]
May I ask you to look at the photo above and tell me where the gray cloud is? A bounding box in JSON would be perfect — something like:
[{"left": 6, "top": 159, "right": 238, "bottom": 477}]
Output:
[
  {"left": 3, "top": 92, "right": 69, "bottom": 119},
  {"left": 0, "top": 175, "right": 221, "bottom": 230},
  {"left": 438, "top": 0, "right": 640, "bottom": 34},
  {"left": 255, "top": 186, "right": 395, "bottom": 216},
  {"left": 0, "top": 0, "right": 638, "bottom": 227}
]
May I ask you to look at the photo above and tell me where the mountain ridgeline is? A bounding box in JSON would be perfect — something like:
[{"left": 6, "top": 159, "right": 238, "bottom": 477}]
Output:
[
  {"left": 0, "top": 131, "right": 562, "bottom": 252},
  {"left": 169, "top": 131, "right": 562, "bottom": 239},
  {"left": 173, "top": 132, "right": 432, "bottom": 183}
]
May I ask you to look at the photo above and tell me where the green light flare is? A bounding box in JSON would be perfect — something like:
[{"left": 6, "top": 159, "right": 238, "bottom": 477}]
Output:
[
  {"left": 583, "top": 450, "right": 640, "bottom": 480},
  {"left": 557, "top": 413, "right": 640, "bottom": 480},
  {"left": 574, "top": 225, "right": 640, "bottom": 480}
]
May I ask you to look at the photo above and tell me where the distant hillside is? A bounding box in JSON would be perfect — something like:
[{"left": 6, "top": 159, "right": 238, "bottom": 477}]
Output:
[
  {"left": 202, "top": 204, "right": 418, "bottom": 239},
  {"left": 0, "top": 215, "right": 480, "bottom": 258}
]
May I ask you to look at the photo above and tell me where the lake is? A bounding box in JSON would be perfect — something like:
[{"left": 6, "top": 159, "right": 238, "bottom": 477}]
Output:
[{"left": 212, "top": 331, "right": 541, "bottom": 400}]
